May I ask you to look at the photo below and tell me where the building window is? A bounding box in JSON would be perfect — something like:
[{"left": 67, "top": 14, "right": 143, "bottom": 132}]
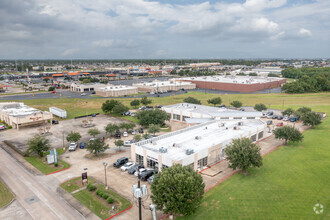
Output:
[
  {"left": 162, "top": 164, "right": 168, "bottom": 170},
  {"left": 183, "top": 116, "right": 190, "bottom": 121},
  {"left": 220, "top": 117, "right": 229, "bottom": 119},
  {"left": 233, "top": 117, "right": 242, "bottom": 119},
  {"left": 198, "top": 157, "right": 208, "bottom": 168},
  {"left": 258, "top": 131, "right": 264, "bottom": 139},
  {"left": 251, "top": 134, "right": 257, "bottom": 142},
  {"left": 136, "top": 154, "right": 144, "bottom": 165},
  {"left": 147, "top": 158, "right": 158, "bottom": 169},
  {"left": 173, "top": 114, "right": 180, "bottom": 120},
  {"left": 247, "top": 117, "right": 255, "bottom": 119}
]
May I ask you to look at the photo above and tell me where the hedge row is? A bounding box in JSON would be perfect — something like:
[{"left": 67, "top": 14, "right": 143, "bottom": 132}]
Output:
[{"left": 87, "top": 184, "right": 114, "bottom": 204}]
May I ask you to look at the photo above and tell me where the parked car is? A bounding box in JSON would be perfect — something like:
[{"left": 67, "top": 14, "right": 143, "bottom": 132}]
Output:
[
  {"left": 135, "top": 168, "right": 147, "bottom": 177},
  {"left": 266, "top": 120, "right": 273, "bottom": 125},
  {"left": 51, "top": 91, "right": 56, "bottom": 94},
  {"left": 123, "top": 131, "right": 128, "bottom": 137},
  {"left": 138, "top": 128, "right": 144, "bottom": 134},
  {"left": 121, "top": 162, "right": 134, "bottom": 171},
  {"left": 81, "top": 93, "right": 87, "bottom": 96},
  {"left": 79, "top": 142, "right": 86, "bottom": 149},
  {"left": 130, "top": 112, "right": 135, "bottom": 117},
  {"left": 131, "top": 130, "right": 136, "bottom": 135},
  {"left": 0, "top": 124, "right": 6, "bottom": 130},
  {"left": 139, "top": 106, "right": 146, "bottom": 110},
  {"left": 147, "top": 175, "right": 154, "bottom": 184},
  {"left": 91, "top": 113, "right": 97, "bottom": 117},
  {"left": 283, "top": 116, "right": 289, "bottom": 121},
  {"left": 276, "top": 122, "right": 284, "bottom": 127},
  {"left": 52, "top": 120, "right": 59, "bottom": 124},
  {"left": 272, "top": 115, "right": 278, "bottom": 119},
  {"left": 113, "top": 157, "right": 129, "bottom": 168},
  {"left": 289, "top": 117, "right": 297, "bottom": 122},
  {"left": 68, "top": 142, "right": 77, "bottom": 151},
  {"left": 139, "top": 170, "right": 155, "bottom": 181},
  {"left": 277, "top": 115, "right": 283, "bottom": 120},
  {"left": 122, "top": 111, "right": 131, "bottom": 116},
  {"left": 91, "top": 91, "right": 96, "bottom": 94},
  {"left": 124, "top": 140, "right": 132, "bottom": 147},
  {"left": 219, "top": 105, "right": 226, "bottom": 108},
  {"left": 128, "top": 164, "right": 144, "bottom": 174},
  {"left": 239, "top": 108, "right": 245, "bottom": 111},
  {"left": 115, "top": 131, "right": 121, "bottom": 138},
  {"left": 155, "top": 105, "right": 163, "bottom": 108}
]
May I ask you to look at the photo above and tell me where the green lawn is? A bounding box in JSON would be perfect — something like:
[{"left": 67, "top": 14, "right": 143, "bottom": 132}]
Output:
[
  {"left": 178, "top": 109, "right": 330, "bottom": 219},
  {"left": 0, "top": 181, "right": 14, "bottom": 208},
  {"left": 25, "top": 157, "right": 70, "bottom": 175},
  {"left": 60, "top": 177, "right": 96, "bottom": 193}
]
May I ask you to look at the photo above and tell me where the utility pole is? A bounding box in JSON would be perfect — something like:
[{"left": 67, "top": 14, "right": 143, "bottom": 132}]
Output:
[{"left": 138, "top": 178, "right": 142, "bottom": 220}]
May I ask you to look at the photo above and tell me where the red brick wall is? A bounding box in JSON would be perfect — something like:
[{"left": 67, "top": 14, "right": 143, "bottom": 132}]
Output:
[{"left": 179, "top": 79, "right": 286, "bottom": 93}]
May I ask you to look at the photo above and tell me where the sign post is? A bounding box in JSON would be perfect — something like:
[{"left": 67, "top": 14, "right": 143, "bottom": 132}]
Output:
[{"left": 82, "top": 172, "right": 88, "bottom": 185}]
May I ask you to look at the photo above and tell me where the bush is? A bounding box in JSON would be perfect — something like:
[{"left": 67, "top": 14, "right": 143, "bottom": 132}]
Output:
[
  {"left": 107, "top": 197, "right": 115, "bottom": 204},
  {"left": 102, "top": 193, "right": 109, "bottom": 200},
  {"left": 7, "top": 125, "right": 12, "bottom": 129},
  {"left": 39, "top": 152, "right": 44, "bottom": 157},
  {"left": 87, "top": 184, "right": 97, "bottom": 191},
  {"left": 54, "top": 163, "right": 58, "bottom": 167},
  {"left": 96, "top": 189, "right": 103, "bottom": 197}
]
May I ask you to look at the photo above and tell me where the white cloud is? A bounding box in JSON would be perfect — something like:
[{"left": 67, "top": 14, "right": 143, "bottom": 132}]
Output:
[
  {"left": 61, "top": 48, "right": 79, "bottom": 56},
  {"left": 298, "top": 28, "right": 312, "bottom": 37},
  {"left": 92, "top": 39, "right": 137, "bottom": 48}
]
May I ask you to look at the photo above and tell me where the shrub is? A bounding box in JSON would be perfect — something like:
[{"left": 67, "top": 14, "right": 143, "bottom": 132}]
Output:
[
  {"left": 107, "top": 197, "right": 115, "bottom": 204},
  {"left": 39, "top": 152, "right": 44, "bottom": 157},
  {"left": 96, "top": 189, "right": 103, "bottom": 197},
  {"left": 54, "top": 163, "right": 58, "bottom": 167},
  {"left": 7, "top": 125, "right": 12, "bottom": 129},
  {"left": 87, "top": 184, "right": 96, "bottom": 191},
  {"left": 102, "top": 193, "right": 109, "bottom": 200}
]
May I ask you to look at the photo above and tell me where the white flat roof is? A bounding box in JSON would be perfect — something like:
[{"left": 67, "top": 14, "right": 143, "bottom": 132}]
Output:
[
  {"left": 134, "top": 80, "right": 194, "bottom": 88},
  {"left": 176, "top": 75, "right": 284, "bottom": 84},
  {"left": 98, "top": 85, "right": 137, "bottom": 91},
  {"left": 0, "top": 102, "right": 42, "bottom": 116},
  {"left": 136, "top": 119, "right": 265, "bottom": 162}
]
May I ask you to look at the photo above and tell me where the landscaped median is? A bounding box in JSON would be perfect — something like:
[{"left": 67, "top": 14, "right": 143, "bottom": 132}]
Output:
[
  {"left": 60, "top": 177, "right": 132, "bottom": 220},
  {"left": 0, "top": 180, "right": 14, "bottom": 208}
]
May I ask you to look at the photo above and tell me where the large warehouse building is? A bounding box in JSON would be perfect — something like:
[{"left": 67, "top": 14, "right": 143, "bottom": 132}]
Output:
[
  {"left": 0, "top": 102, "right": 53, "bottom": 130},
  {"left": 174, "top": 76, "right": 286, "bottom": 93},
  {"left": 131, "top": 119, "right": 267, "bottom": 171},
  {"left": 133, "top": 80, "right": 196, "bottom": 93},
  {"left": 95, "top": 85, "right": 138, "bottom": 97}
]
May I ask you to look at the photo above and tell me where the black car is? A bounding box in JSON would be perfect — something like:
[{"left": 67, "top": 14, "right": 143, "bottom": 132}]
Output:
[
  {"left": 219, "top": 105, "right": 226, "bottom": 108},
  {"left": 138, "top": 128, "right": 144, "bottom": 134},
  {"left": 52, "top": 120, "right": 59, "bottom": 124},
  {"left": 139, "top": 170, "right": 155, "bottom": 181},
  {"left": 277, "top": 115, "right": 283, "bottom": 120},
  {"left": 115, "top": 131, "right": 121, "bottom": 138},
  {"left": 266, "top": 120, "right": 273, "bottom": 125},
  {"left": 91, "top": 91, "right": 96, "bottom": 94},
  {"left": 128, "top": 164, "right": 144, "bottom": 174},
  {"left": 113, "top": 157, "right": 128, "bottom": 168},
  {"left": 272, "top": 115, "right": 278, "bottom": 119}
]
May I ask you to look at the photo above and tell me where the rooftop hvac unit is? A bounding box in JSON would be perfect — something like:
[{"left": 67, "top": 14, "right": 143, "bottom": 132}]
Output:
[
  {"left": 238, "top": 122, "right": 243, "bottom": 126},
  {"left": 233, "top": 126, "right": 237, "bottom": 130},
  {"left": 195, "top": 136, "right": 202, "bottom": 140},
  {"left": 186, "top": 149, "right": 194, "bottom": 155},
  {"left": 159, "top": 147, "right": 167, "bottom": 153},
  {"left": 218, "top": 123, "right": 225, "bottom": 127}
]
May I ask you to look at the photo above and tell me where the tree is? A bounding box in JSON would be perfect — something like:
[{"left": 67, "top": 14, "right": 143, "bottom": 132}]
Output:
[
  {"left": 130, "top": 99, "right": 140, "bottom": 108},
  {"left": 66, "top": 131, "right": 81, "bottom": 143},
  {"left": 230, "top": 100, "right": 242, "bottom": 108},
  {"left": 105, "top": 123, "right": 119, "bottom": 137},
  {"left": 148, "top": 124, "right": 160, "bottom": 135},
  {"left": 294, "top": 107, "right": 312, "bottom": 119},
  {"left": 112, "top": 103, "right": 129, "bottom": 115},
  {"left": 101, "top": 100, "right": 121, "bottom": 114},
  {"left": 282, "top": 108, "right": 294, "bottom": 116},
  {"left": 119, "top": 122, "right": 136, "bottom": 132},
  {"left": 26, "top": 135, "right": 51, "bottom": 157},
  {"left": 143, "top": 133, "right": 150, "bottom": 139},
  {"left": 273, "top": 126, "right": 304, "bottom": 145},
  {"left": 301, "top": 111, "right": 322, "bottom": 128},
  {"left": 86, "top": 138, "right": 109, "bottom": 156},
  {"left": 151, "top": 164, "right": 205, "bottom": 216},
  {"left": 48, "top": 87, "right": 55, "bottom": 91},
  {"left": 82, "top": 78, "right": 91, "bottom": 84},
  {"left": 183, "top": 97, "right": 201, "bottom": 105},
  {"left": 141, "top": 96, "right": 152, "bottom": 105},
  {"left": 207, "top": 97, "right": 222, "bottom": 106},
  {"left": 43, "top": 78, "right": 50, "bottom": 83},
  {"left": 114, "top": 139, "right": 124, "bottom": 151},
  {"left": 134, "top": 134, "right": 142, "bottom": 142},
  {"left": 88, "top": 128, "right": 100, "bottom": 138},
  {"left": 254, "top": 103, "right": 267, "bottom": 111},
  {"left": 224, "top": 138, "right": 263, "bottom": 173},
  {"left": 135, "top": 109, "right": 170, "bottom": 127}
]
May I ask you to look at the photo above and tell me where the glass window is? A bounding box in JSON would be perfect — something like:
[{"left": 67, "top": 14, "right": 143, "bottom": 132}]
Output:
[
  {"left": 136, "top": 154, "right": 144, "bottom": 165},
  {"left": 247, "top": 117, "right": 255, "bottom": 119},
  {"left": 147, "top": 158, "right": 158, "bottom": 169},
  {"left": 233, "top": 117, "right": 242, "bottom": 119},
  {"left": 198, "top": 157, "right": 208, "bottom": 168},
  {"left": 258, "top": 131, "right": 264, "bottom": 139}
]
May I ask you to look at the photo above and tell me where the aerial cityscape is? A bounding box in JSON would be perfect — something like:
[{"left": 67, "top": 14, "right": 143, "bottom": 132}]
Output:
[{"left": 0, "top": 0, "right": 329, "bottom": 220}]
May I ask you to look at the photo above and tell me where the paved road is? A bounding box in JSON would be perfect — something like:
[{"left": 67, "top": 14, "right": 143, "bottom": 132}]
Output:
[{"left": 0, "top": 146, "right": 86, "bottom": 220}]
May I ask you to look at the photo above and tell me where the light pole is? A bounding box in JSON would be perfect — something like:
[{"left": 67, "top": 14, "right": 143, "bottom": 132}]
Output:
[
  {"left": 132, "top": 174, "right": 148, "bottom": 220},
  {"left": 103, "top": 162, "right": 108, "bottom": 189}
]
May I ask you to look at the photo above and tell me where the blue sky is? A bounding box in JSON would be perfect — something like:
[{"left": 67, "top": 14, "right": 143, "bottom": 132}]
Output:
[{"left": 0, "top": 0, "right": 329, "bottom": 59}]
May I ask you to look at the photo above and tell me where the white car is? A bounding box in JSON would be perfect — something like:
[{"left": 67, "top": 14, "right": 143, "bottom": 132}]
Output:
[
  {"left": 134, "top": 168, "right": 147, "bottom": 177},
  {"left": 283, "top": 116, "right": 289, "bottom": 121},
  {"left": 131, "top": 130, "right": 136, "bottom": 135},
  {"left": 123, "top": 132, "right": 128, "bottom": 137},
  {"left": 68, "top": 142, "right": 77, "bottom": 151},
  {"left": 0, "top": 124, "right": 6, "bottom": 130},
  {"left": 121, "top": 162, "right": 134, "bottom": 171},
  {"left": 81, "top": 93, "right": 87, "bottom": 96}
]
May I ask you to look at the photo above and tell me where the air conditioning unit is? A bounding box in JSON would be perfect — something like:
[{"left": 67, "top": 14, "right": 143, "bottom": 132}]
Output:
[
  {"left": 186, "top": 149, "right": 194, "bottom": 155},
  {"left": 233, "top": 126, "right": 237, "bottom": 130},
  {"left": 159, "top": 147, "right": 167, "bottom": 153},
  {"left": 195, "top": 136, "right": 202, "bottom": 140},
  {"left": 238, "top": 122, "right": 243, "bottom": 126}
]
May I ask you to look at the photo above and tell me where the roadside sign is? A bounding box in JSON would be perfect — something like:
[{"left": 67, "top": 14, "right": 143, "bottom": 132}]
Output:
[{"left": 82, "top": 172, "right": 88, "bottom": 185}]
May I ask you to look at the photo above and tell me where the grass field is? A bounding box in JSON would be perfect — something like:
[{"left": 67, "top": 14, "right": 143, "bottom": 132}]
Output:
[
  {"left": 25, "top": 157, "right": 70, "bottom": 175},
  {"left": 60, "top": 177, "right": 96, "bottom": 193},
  {"left": 0, "top": 181, "right": 14, "bottom": 208}
]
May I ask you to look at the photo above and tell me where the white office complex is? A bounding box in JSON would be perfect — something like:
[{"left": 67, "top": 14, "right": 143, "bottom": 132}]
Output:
[
  {"left": 133, "top": 80, "right": 196, "bottom": 93},
  {"left": 131, "top": 103, "right": 267, "bottom": 171}
]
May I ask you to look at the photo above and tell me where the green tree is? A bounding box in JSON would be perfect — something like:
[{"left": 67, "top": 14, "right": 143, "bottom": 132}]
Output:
[
  {"left": 114, "top": 139, "right": 124, "bottom": 152},
  {"left": 301, "top": 111, "right": 322, "bottom": 128},
  {"left": 119, "top": 122, "right": 136, "bottom": 132},
  {"left": 207, "top": 97, "right": 222, "bottom": 106},
  {"left": 225, "top": 138, "right": 263, "bottom": 173},
  {"left": 26, "top": 135, "right": 51, "bottom": 157},
  {"left": 183, "top": 97, "right": 201, "bottom": 105},
  {"left": 66, "top": 131, "right": 81, "bottom": 143},
  {"left": 101, "top": 100, "right": 121, "bottom": 114},
  {"left": 88, "top": 128, "right": 100, "bottom": 138},
  {"left": 273, "top": 126, "right": 304, "bottom": 145},
  {"left": 86, "top": 138, "right": 109, "bottom": 156},
  {"left": 43, "top": 78, "right": 50, "bottom": 83},
  {"left": 282, "top": 108, "right": 294, "bottom": 116},
  {"left": 143, "top": 133, "right": 150, "bottom": 139},
  {"left": 141, "top": 96, "right": 152, "bottom": 105},
  {"left": 112, "top": 104, "right": 129, "bottom": 115},
  {"left": 230, "top": 100, "right": 243, "bottom": 108},
  {"left": 130, "top": 99, "right": 140, "bottom": 108},
  {"left": 148, "top": 124, "right": 160, "bottom": 135},
  {"left": 254, "top": 103, "right": 267, "bottom": 111},
  {"left": 294, "top": 107, "right": 312, "bottom": 119},
  {"left": 82, "top": 78, "right": 91, "bottom": 84},
  {"left": 48, "top": 87, "right": 55, "bottom": 91},
  {"left": 133, "top": 134, "right": 142, "bottom": 142},
  {"left": 105, "top": 124, "right": 119, "bottom": 137},
  {"left": 151, "top": 164, "right": 205, "bottom": 216},
  {"left": 135, "top": 109, "right": 170, "bottom": 127}
]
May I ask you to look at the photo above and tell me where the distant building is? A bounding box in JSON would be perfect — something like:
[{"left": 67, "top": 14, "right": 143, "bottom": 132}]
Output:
[
  {"left": 133, "top": 80, "right": 196, "bottom": 93},
  {"left": 70, "top": 83, "right": 100, "bottom": 92},
  {"left": 95, "top": 85, "right": 138, "bottom": 97}
]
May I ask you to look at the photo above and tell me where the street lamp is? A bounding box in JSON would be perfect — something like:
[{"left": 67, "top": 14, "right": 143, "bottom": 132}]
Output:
[
  {"left": 103, "top": 162, "right": 108, "bottom": 189},
  {"left": 132, "top": 174, "right": 148, "bottom": 220}
]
